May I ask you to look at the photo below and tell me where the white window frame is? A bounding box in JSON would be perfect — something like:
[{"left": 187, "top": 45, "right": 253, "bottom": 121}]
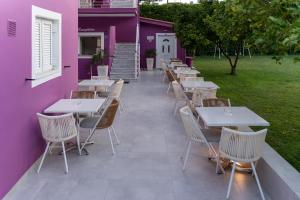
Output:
[
  {"left": 78, "top": 32, "right": 104, "bottom": 59},
  {"left": 31, "top": 5, "right": 62, "bottom": 88}
]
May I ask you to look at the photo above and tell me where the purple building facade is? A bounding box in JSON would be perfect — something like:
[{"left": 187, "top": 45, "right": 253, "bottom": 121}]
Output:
[{"left": 0, "top": 0, "right": 78, "bottom": 198}]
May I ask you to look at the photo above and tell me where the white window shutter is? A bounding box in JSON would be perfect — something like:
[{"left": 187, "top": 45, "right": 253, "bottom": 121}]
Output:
[
  {"left": 41, "top": 19, "right": 53, "bottom": 72},
  {"left": 34, "top": 19, "right": 42, "bottom": 74}
]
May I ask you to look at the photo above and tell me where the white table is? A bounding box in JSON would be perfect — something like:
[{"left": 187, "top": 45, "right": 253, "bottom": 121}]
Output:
[
  {"left": 44, "top": 99, "right": 106, "bottom": 155},
  {"left": 196, "top": 107, "right": 270, "bottom": 127},
  {"left": 78, "top": 80, "right": 115, "bottom": 88},
  {"left": 44, "top": 99, "right": 105, "bottom": 114},
  {"left": 171, "top": 63, "right": 188, "bottom": 69},
  {"left": 181, "top": 81, "right": 219, "bottom": 90},
  {"left": 173, "top": 69, "right": 200, "bottom": 77}
]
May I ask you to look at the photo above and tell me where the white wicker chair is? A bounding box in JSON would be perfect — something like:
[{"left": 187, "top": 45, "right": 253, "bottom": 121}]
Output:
[
  {"left": 172, "top": 81, "right": 188, "bottom": 115},
  {"left": 109, "top": 79, "right": 124, "bottom": 112},
  {"left": 179, "top": 106, "right": 223, "bottom": 171},
  {"left": 218, "top": 127, "right": 267, "bottom": 200},
  {"left": 36, "top": 113, "right": 79, "bottom": 174},
  {"left": 192, "top": 88, "right": 217, "bottom": 107},
  {"left": 97, "top": 65, "right": 109, "bottom": 77}
]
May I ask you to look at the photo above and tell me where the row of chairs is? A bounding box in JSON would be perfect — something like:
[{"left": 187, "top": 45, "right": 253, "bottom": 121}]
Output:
[
  {"left": 36, "top": 79, "right": 124, "bottom": 174},
  {"left": 163, "top": 69, "right": 267, "bottom": 200}
]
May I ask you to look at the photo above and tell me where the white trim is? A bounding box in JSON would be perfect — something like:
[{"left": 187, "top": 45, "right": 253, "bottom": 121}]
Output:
[
  {"left": 31, "top": 5, "right": 62, "bottom": 88},
  {"left": 78, "top": 32, "right": 104, "bottom": 56},
  {"left": 155, "top": 33, "right": 177, "bottom": 68},
  {"left": 79, "top": 13, "right": 136, "bottom": 17}
]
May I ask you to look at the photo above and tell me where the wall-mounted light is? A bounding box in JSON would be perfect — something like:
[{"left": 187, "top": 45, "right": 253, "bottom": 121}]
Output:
[{"left": 147, "top": 36, "right": 154, "bottom": 42}]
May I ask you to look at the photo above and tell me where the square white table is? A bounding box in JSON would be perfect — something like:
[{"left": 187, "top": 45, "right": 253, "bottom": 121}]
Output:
[
  {"left": 44, "top": 98, "right": 106, "bottom": 155},
  {"left": 196, "top": 107, "right": 270, "bottom": 127},
  {"left": 78, "top": 80, "right": 115, "bottom": 88},
  {"left": 44, "top": 99, "right": 106, "bottom": 114},
  {"left": 181, "top": 81, "right": 219, "bottom": 90},
  {"left": 173, "top": 69, "right": 200, "bottom": 77}
]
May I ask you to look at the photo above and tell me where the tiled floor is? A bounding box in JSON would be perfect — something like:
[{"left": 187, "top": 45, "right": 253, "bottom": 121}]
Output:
[{"left": 6, "top": 71, "right": 269, "bottom": 200}]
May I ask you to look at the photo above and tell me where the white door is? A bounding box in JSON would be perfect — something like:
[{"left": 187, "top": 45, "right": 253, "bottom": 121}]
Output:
[{"left": 156, "top": 34, "right": 177, "bottom": 68}]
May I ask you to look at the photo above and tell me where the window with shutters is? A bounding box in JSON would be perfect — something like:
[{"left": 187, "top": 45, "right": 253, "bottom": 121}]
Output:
[{"left": 31, "top": 6, "right": 61, "bottom": 87}]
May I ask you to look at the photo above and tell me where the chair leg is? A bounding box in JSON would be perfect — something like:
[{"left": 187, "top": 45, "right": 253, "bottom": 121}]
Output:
[
  {"left": 111, "top": 126, "right": 120, "bottom": 145},
  {"left": 182, "top": 141, "right": 192, "bottom": 171},
  {"left": 81, "top": 129, "right": 94, "bottom": 151},
  {"left": 226, "top": 162, "right": 236, "bottom": 199},
  {"left": 37, "top": 142, "right": 51, "bottom": 173},
  {"left": 167, "top": 83, "right": 171, "bottom": 94},
  {"left": 251, "top": 162, "right": 265, "bottom": 200},
  {"left": 108, "top": 128, "right": 115, "bottom": 155},
  {"left": 61, "top": 142, "right": 69, "bottom": 174},
  {"left": 76, "top": 133, "right": 81, "bottom": 156},
  {"left": 173, "top": 101, "right": 178, "bottom": 115}
]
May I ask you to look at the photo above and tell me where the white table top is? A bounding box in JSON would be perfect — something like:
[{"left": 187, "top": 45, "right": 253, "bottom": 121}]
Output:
[
  {"left": 196, "top": 107, "right": 270, "bottom": 127},
  {"left": 181, "top": 81, "right": 220, "bottom": 89},
  {"left": 44, "top": 99, "right": 106, "bottom": 114},
  {"left": 174, "top": 69, "right": 200, "bottom": 75},
  {"left": 78, "top": 80, "right": 115, "bottom": 87}
]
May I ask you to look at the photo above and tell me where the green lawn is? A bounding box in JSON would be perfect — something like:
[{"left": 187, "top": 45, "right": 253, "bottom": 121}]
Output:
[{"left": 194, "top": 56, "right": 300, "bottom": 171}]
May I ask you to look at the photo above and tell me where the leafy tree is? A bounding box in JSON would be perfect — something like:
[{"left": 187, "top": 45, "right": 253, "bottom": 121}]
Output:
[
  {"left": 249, "top": 0, "right": 300, "bottom": 62},
  {"left": 204, "top": 1, "right": 253, "bottom": 75}
]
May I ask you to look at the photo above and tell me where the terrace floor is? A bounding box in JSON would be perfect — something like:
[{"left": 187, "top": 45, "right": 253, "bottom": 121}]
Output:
[{"left": 6, "top": 71, "right": 268, "bottom": 200}]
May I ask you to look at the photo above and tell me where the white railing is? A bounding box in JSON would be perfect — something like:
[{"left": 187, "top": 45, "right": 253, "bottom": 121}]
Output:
[
  {"left": 135, "top": 23, "right": 140, "bottom": 79},
  {"left": 79, "top": 0, "right": 136, "bottom": 8}
]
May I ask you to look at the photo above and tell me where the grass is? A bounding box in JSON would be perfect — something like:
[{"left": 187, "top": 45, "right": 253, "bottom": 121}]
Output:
[{"left": 194, "top": 56, "right": 300, "bottom": 171}]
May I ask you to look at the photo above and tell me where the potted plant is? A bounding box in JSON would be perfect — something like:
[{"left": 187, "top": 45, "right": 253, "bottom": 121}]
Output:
[
  {"left": 90, "top": 49, "right": 106, "bottom": 78},
  {"left": 145, "top": 49, "right": 156, "bottom": 71}
]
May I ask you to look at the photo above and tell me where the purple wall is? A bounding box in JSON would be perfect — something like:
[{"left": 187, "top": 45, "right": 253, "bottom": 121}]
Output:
[
  {"left": 140, "top": 22, "right": 186, "bottom": 69},
  {"left": 78, "top": 16, "right": 137, "bottom": 79},
  {"left": 0, "top": 0, "right": 78, "bottom": 198}
]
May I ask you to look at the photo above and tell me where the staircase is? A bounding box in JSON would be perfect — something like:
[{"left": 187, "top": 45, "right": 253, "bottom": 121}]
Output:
[{"left": 110, "top": 43, "right": 137, "bottom": 81}]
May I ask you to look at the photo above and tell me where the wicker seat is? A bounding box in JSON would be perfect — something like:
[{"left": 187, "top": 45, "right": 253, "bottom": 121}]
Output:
[
  {"left": 218, "top": 127, "right": 267, "bottom": 200},
  {"left": 179, "top": 106, "right": 222, "bottom": 171},
  {"left": 80, "top": 99, "right": 120, "bottom": 154},
  {"left": 36, "top": 113, "right": 79, "bottom": 174}
]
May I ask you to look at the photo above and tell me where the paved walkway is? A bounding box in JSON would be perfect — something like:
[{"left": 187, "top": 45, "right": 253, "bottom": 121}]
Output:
[{"left": 6, "top": 71, "right": 267, "bottom": 200}]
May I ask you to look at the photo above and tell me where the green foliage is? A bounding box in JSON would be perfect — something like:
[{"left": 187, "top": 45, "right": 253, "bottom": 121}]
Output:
[
  {"left": 92, "top": 49, "right": 105, "bottom": 66},
  {"left": 145, "top": 49, "right": 156, "bottom": 57},
  {"left": 249, "top": 0, "right": 300, "bottom": 60},
  {"left": 194, "top": 56, "right": 300, "bottom": 171}
]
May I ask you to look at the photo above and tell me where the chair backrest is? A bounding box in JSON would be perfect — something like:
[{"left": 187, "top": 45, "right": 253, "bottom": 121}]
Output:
[
  {"left": 202, "top": 98, "right": 230, "bottom": 107},
  {"left": 110, "top": 79, "right": 124, "bottom": 98},
  {"left": 172, "top": 81, "right": 187, "bottom": 101},
  {"left": 97, "top": 65, "right": 109, "bottom": 77},
  {"left": 192, "top": 88, "right": 217, "bottom": 105},
  {"left": 97, "top": 99, "right": 119, "bottom": 129},
  {"left": 219, "top": 127, "right": 267, "bottom": 162},
  {"left": 37, "top": 113, "right": 78, "bottom": 142},
  {"left": 70, "top": 91, "right": 95, "bottom": 99},
  {"left": 179, "top": 106, "right": 208, "bottom": 142},
  {"left": 166, "top": 70, "right": 175, "bottom": 82},
  {"left": 91, "top": 76, "right": 109, "bottom": 80}
]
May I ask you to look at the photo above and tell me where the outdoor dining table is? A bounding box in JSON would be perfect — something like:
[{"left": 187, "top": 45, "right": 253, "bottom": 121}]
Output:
[
  {"left": 181, "top": 80, "right": 220, "bottom": 90},
  {"left": 196, "top": 106, "right": 270, "bottom": 128},
  {"left": 173, "top": 69, "right": 200, "bottom": 77},
  {"left": 44, "top": 98, "right": 106, "bottom": 155},
  {"left": 196, "top": 106, "right": 270, "bottom": 172},
  {"left": 78, "top": 79, "right": 115, "bottom": 91}
]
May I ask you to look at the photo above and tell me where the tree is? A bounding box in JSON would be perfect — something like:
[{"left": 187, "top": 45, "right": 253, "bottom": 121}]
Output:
[
  {"left": 204, "top": 1, "right": 253, "bottom": 75},
  {"left": 249, "top": 0, "right": 300, "bottom": 62}
]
